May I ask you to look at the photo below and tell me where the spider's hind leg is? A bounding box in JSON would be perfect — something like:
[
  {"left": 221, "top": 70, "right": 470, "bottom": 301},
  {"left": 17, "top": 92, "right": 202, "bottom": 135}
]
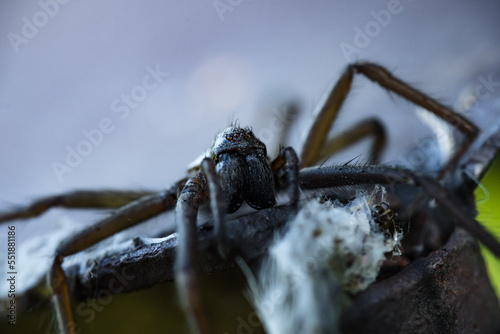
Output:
[
  {"left": 300, "top": 62, "right": 479, "bottom": 178},
  {"left": 316, "top": 118, "right": 386, "bottom": 165}
]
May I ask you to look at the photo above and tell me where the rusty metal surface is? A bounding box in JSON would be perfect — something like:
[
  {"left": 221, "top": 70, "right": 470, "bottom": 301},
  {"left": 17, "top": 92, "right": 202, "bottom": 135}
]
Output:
[{"left": 341, "top": 228, "right": 500, "bottom": 334}]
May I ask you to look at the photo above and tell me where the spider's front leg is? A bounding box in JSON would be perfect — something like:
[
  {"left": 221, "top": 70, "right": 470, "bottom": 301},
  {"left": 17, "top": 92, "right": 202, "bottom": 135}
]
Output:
[
  {"left": 39, "top": 189, "right": 179, "bottom": 334},
  {"left": 175, "top": 158, "right": 224, "bottom": 334}
]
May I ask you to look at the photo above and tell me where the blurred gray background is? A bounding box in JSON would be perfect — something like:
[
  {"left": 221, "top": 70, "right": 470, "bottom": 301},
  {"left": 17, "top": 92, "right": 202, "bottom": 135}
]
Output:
[
  {"left": 0, "top": 1, "right": 500, "bottom": 332},
  {"left": 1, "top": 1, "right": 499, "bottom": 201},
  {"left": 2, "top": 0, "right": 500, "bottom": 271}
]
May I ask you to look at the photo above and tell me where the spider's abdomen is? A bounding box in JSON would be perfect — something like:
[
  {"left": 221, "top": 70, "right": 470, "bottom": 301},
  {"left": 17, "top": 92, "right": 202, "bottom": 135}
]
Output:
[{"left": 212, "top": 127, "right": 276, "bottom": 213}]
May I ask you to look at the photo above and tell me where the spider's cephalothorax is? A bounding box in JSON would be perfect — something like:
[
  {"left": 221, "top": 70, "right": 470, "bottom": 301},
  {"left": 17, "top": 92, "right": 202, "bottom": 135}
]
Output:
[{"left": 211, "top": 126, "right": 276, "bottom": 213}]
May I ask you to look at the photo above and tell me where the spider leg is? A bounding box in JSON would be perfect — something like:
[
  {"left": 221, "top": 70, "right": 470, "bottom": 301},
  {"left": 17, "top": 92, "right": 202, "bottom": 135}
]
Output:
[
  {"left": 315, "top": 118, "right": 386, "bottom": 165},
  {"left": 299, "top": 165, "right": 412, "bottom": 189},
  {"left": 270, "top": 146, "right": 300, "bottom": 214},
  {"left": 200, "top": 158, "right": 228, "bottom": 257},
  {"left": 299, "top": 165, "right": 500, "bottom": 258},
  {"left": 175, "top": 170, "right": 212, "bottom": 334},
  {"left": 48, "top": 256, "right": 78, "bottom": 334},
  {"left": 0, "top": 189, "right": 159, "bottom": 223},
  {"left": 415, "top": 175, "right": 500, "bottom": 258},
  {"left": 300, "top": 62, "right": 479, "bottom": 179},
  {"left": 39, "top": 189, "right": 178, "bottom": 334},
  {"left": 57, "top": 190, "right": 177, "bottom": 256}
]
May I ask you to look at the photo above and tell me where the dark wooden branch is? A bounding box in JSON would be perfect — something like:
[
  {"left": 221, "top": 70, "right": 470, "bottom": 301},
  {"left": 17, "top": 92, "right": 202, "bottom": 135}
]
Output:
[{"left": 66, "top": 206, "right": 291, "bottom": 301}]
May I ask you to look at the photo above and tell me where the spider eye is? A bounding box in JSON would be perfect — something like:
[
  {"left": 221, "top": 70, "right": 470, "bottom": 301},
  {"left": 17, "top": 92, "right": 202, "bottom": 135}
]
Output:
[{"left": 225, "top": 135, "right": 233, "bottom": 141}]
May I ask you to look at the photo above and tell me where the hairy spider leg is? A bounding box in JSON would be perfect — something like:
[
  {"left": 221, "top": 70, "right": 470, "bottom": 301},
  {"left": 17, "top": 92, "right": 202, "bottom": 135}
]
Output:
[
  {"left": 300, "top": 62, "right": 479, "bottom": 179},
  {"left": 0, "top": 189, "right": 159, "bottom": 223},
  {"left": 175, "top": 157, "right": 247, "bottom": 334},
  {"left": 56, "top": 191, "right": 177, "bottom": 255},
  {"left": 315, "top": 118, "right": 386, "bottom": 165},
  {"left": 45, "top": 190, "right": 177, "bottom": 334},
  {"left": 175, "top": 165, "right": 213, "bottom": 334},
  {"left": 200, "top": 158, "right": 230, "bottom": 259},
  {"left": 299, "top": 165, "right": 500, "bottom": 258}
]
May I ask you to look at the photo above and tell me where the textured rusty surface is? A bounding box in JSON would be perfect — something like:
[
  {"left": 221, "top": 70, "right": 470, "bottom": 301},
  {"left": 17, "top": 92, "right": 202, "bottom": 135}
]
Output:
[{"left": 341, "top": 228, "right": 500, "bottom": 334}]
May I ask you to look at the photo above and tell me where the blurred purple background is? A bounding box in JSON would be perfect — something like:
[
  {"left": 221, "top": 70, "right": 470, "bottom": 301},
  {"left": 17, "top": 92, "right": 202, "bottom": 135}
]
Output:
[{"left": 1, "top": 1, "right": 499, "bottom": 246}]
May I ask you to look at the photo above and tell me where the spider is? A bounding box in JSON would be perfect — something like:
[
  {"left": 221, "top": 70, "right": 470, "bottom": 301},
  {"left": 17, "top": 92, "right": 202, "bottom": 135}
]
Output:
[{"left": 1, "top": 62, "right": 500, "bottom": 334}]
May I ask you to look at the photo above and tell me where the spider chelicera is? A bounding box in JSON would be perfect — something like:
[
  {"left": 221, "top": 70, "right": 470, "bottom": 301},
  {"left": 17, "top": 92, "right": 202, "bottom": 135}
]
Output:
[{"left": 1, "top": 62, "right": 500, "bottom": 334}]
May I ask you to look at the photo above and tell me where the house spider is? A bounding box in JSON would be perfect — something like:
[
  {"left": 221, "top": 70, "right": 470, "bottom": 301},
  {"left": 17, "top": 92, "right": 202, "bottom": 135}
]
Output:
[{"left": 1, "top": 62, "right": 500, "bottom": 334}]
